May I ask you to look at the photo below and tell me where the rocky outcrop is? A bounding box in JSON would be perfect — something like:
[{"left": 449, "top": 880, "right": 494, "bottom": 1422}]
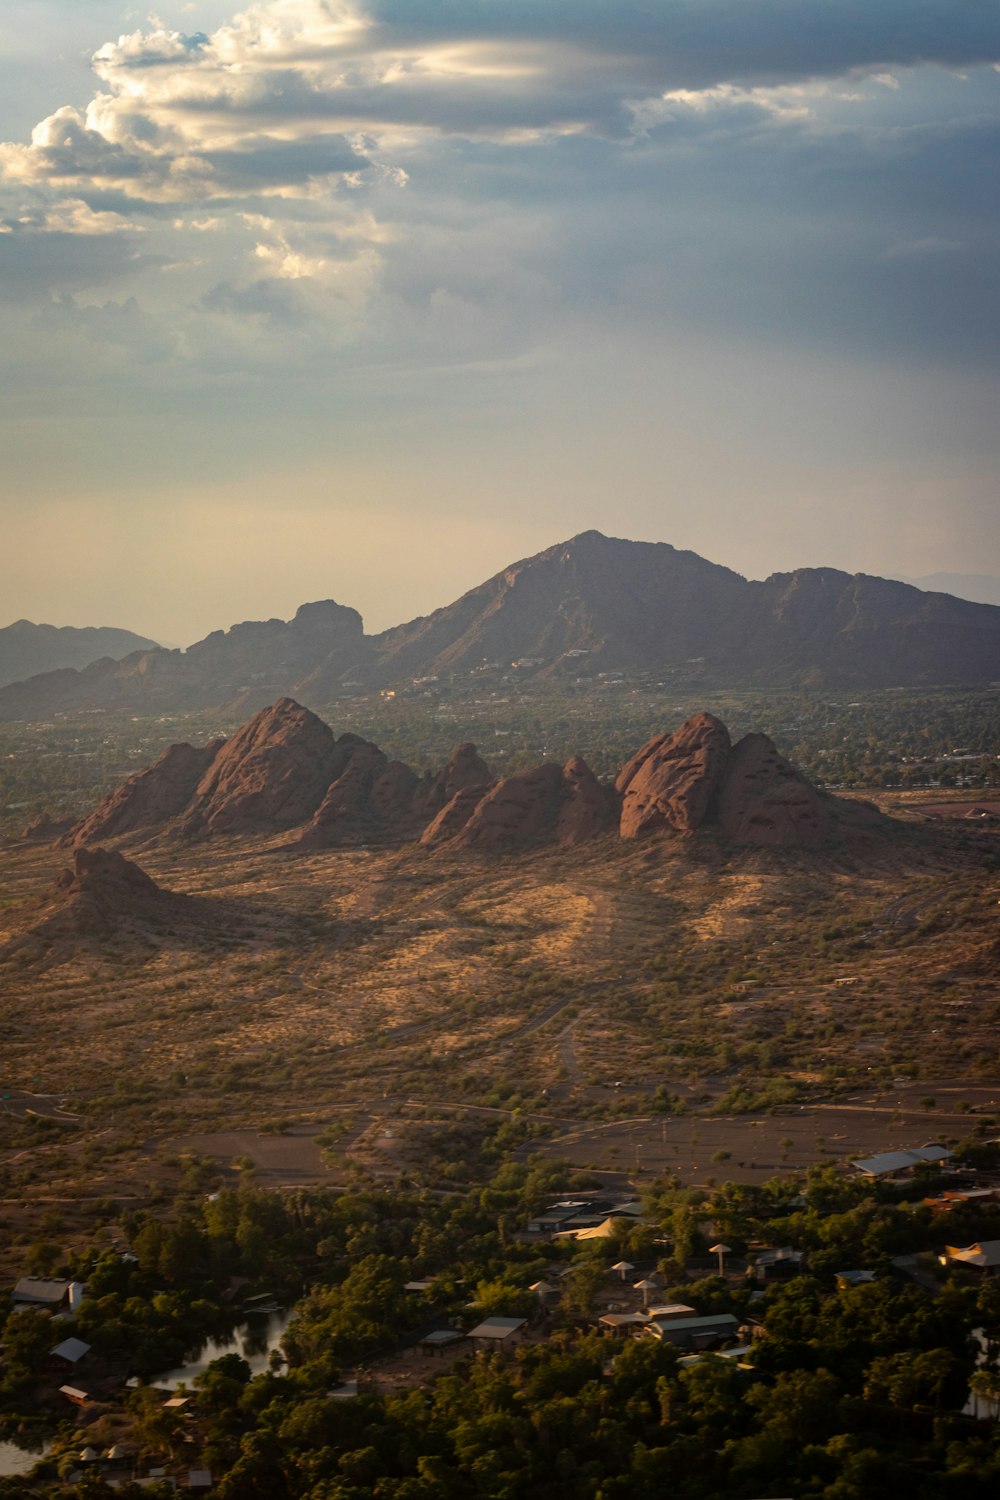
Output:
[
  {"left": 55, "top": 846, "right": 164, "bottom": 903},
  {"left": 716, "top": 733, "right": 832, "bottom": 846},
  {"left": 301, "top": 739, "right": 494, "bottom": 849},
  {"left": 555, "top": 755, "right": 617, "bottom": 845},
  {"left": 0, "top": 846, "right": 188, "bottom": 967},
  {"left": 451, "top": 755, "right": 612, "bottom": 852},
  {"left": 453, "top": 763, "right": 566, "bottom": 851},
  {"left": 57, "top": 698, "right": 899, "bottom": 857},
  {"left": 23, "top": 811, "right": 76, "bottom": 841},
  {"left": 64, "top": 740, "right": 224, "bottom": 846},
  {"left": 178, "top": 698, "right": 339, "bottom": 838},
  {"left": 298, "top": 737, "right": 390, "bottom": 848},
  {"left": 420, "top": 785, "right": 491, "bottom": 845},
  {"left": 616, "top": 713, "right": 731, "bottom": 838},
  {"left": 412, "top": 743, "right": 494, "bottom": 822}
]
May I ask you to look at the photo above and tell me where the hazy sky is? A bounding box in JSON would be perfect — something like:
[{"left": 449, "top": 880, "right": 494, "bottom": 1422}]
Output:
[{"left": 2, "top": 1, "right": 998, "bottom": 644}]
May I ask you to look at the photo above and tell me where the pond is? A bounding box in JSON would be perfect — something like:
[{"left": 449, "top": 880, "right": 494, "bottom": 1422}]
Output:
[
  {"left": 156, "top": 1305, "right": 295, "bottom": 1390},
  {"left": 0, "top": 1436, "right": 53, "bottom": 1478}
]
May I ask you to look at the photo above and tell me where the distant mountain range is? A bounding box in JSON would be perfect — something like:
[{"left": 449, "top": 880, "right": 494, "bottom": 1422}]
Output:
[
  {"left": 2, "top": 532, "right": 999, "bottom": 720},
  {"left": 0, "top": 620, "right": 159, "bottom": 691}
]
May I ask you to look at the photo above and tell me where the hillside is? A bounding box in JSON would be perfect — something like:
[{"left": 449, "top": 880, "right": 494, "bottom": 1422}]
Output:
[
  {"left": 3, "top": 533, "right": 1000, "bottom": 719},
  {"left": 0, "top": 619, "right": 159, "bottom": 689}
]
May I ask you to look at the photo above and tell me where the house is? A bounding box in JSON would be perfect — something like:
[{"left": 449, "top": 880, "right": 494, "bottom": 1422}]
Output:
[
  {"left": 50, "top": 1336, "right": 91, "bottom": 1368},
  {"left": 851, "top": 1145, "right": 953, "bottom": 1179},
  {"left": 940, "top": 1240, "right": 1000, "bottom": 1273},
  {"left": 643, "top": 1313, "right": 740, "bottom": 1349},
  {"left": 468, "top": 1317, "right": 526, "bottom": 1347},
  {"left": 11, "top": 1276, "right": 71, "bottom": 1309},
  {"left": 750, "top": 1247, "right": 804, "bottom": 1282},
  {"left": 924, "top": 1187, "right": 1000, "bottom": 1215},
  {"left": 599, "top": 1313, "right": 648, "bottom": 1335}
]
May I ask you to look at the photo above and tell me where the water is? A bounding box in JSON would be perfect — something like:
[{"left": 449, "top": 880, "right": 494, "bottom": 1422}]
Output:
[
  {"left": 0, "top": 1437, "right": 52, "bottom": 1478},
  {"left": 156, "top": 1307, "right": 294, "bottom": 1390}
]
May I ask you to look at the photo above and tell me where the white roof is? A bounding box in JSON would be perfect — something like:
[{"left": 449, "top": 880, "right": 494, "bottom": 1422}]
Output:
[{"left": 468, "top": 1316, "right": 526, "bottom": 1339}]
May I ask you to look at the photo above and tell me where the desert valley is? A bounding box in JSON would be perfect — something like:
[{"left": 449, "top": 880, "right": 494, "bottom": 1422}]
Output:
[{"left": 1, "top": 538, "right": 1000, "bottom": 1496}]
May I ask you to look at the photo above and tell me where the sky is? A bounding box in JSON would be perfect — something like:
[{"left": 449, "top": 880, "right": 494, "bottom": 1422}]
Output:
[{"left": 1, "top": 1, "right": 999, "bottom": 645}]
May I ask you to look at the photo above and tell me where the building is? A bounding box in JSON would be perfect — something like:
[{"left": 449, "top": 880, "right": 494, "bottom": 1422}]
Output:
[{"left": 850, "top": 1145, "right": 953, "bottom": 1180}]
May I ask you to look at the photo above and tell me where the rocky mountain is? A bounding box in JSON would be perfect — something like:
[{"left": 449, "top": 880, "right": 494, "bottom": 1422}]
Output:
[
  {"left": 52, "top": 697, "right": 889, "bottom": 856},
  {"left": 5, "top": 532, "right": 998, "bottom": 721},
  {"left": 0, "top": 619, "right": 159, "bottom": 689}
]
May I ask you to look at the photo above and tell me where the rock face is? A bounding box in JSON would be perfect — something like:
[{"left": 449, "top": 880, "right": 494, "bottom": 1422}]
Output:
[
  {"left": 65, "top": 740, "right": 224, "bottom": 846},
  {"left": 301, "top": 738, "right": 494, "bottom": 849},
  {"left": 617, "top": 713, "right": 731, "bottom": 838},
  {"left": 556, "top": 756, "right": 617, "bottom": 845},
  {"left": 716, "top": 733, "right": 832, "bottom": 846},
  {"left": 420, "top": 785, "right": 491, "bottom": 845},
  {"left": 452, "top": 755, "right": 611, "bottom": 852},
  {"left": 58, "top": 697, "right": 894, "bottom": 856},
  {"left": 178, "top": 698, "right": 338, "bottom": 838},
  {"left": 412, "top": 744, "right": 494, "bottom": 823},
  {"left": 55, "top": 846, "right": 164, "bottom": 903},
  {"left": 298, "top": 736, "right": 390, "bottom": 848}
]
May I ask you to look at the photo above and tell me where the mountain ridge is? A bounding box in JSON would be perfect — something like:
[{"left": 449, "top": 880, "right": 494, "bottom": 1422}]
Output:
[
  {"left": 0, "top": 619, "right": 160, "bottom": 690},
  {"left": 2, "top": 532, "right": 999, "bottom": 719}
]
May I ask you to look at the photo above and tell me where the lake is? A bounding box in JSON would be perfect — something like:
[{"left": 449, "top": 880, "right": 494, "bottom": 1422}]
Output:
[
  {"left": 156, "top": 1306, "right": 294, "bottom": 1390},
  {"left": 0, "top": 1437, "right": 52, "bottom": 1478}
]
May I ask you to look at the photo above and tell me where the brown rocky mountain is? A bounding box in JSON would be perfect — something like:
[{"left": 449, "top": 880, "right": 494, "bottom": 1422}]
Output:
[
  {"left": 2, "top": 533, "right": 1000, "bottom": 721},
  {"left": 0, "top": 619, "right": 159, "bottom": 690},
  {"left": 56, "top": 698, "right": 890, "bottom": 856}
]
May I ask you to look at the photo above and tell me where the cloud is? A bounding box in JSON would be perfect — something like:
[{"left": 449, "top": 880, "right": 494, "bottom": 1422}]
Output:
[{"left": 0, "top": 0, "right": 996, "bottom": 383}]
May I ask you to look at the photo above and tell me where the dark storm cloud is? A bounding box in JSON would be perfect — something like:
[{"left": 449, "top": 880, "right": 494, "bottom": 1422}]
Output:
[{"left": 371, "top": 0, "right": 1000, "bottom": 84}]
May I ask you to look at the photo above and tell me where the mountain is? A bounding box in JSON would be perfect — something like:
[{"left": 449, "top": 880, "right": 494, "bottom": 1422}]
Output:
[
  {"left": 895, "top": 573, "right": 1000, "bottom": 609},
  {"left": 51, "top": 696, "right": 889, "bottom": 856},
  {"left": 3, "top": 533, "right": 1000, "bottom": 719},
  {"left": 0, "top": 619, "right": 159, "bottom": 689}
]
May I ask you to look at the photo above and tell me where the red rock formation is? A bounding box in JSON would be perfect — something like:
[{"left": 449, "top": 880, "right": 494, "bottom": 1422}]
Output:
[
  {"left": 555, "top": 755, "right": 616, "bottom": 845},
  {"left": 298, "top": 737, "right": 389, "bottom": 848},
  {"left": 716, "top": 733, "right": 832, "bottom": 846},
  {"left": 178, "top": 697, "right": 338, "bottom": 837},
  {"left": 420, "top": 785, "right": 490, "bottom": 845},
  {"left": 412, "top": 743, "right": 493, "bottom": 822},
  {"left": 454, "top": 763, "right": 566, "bottom": 851},
  {"left": 55, "top": 845, "right": 164, "bottom": 901},
  {"left": 371, "top": 760, "right": 420, "bottom": 822},
  {"left": 449, "top": 755, "right": 611, "bottom": 851},
  {"left": 616, "top": 713, "right": 731, "bottom": 838},
  {"left": 64, "top": 740, "right": 224, "bottom": 846}
]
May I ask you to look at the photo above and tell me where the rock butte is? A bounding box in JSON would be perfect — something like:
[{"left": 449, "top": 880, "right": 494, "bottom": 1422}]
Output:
[{"left": 53, "top": 697, "right": 889, "bottom": 857}]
